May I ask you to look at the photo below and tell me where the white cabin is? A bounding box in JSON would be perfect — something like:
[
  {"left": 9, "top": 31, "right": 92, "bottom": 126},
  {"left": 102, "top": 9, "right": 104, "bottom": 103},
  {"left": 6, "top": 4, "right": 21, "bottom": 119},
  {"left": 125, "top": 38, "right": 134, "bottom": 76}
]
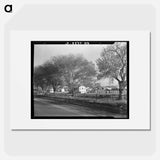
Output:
[{"left": 79, "top": 86, "right": 87, "bottom": 94}]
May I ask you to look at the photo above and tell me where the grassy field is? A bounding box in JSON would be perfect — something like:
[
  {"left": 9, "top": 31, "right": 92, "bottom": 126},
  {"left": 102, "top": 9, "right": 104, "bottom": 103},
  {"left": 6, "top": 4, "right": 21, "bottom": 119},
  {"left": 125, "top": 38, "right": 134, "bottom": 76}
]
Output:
[
  {"left": 47, "top": 92, "right": 127, "bottom": 104},
  {"left": 34, "top": 93, "right": 128, "bottom": 116}
]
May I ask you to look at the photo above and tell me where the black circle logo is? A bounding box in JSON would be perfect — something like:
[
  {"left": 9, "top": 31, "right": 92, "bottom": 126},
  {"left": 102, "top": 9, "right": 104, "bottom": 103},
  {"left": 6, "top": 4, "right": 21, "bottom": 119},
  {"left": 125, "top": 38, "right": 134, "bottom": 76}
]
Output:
[{"left": 4, "top": 5, "right": 12, "bottom": 13}]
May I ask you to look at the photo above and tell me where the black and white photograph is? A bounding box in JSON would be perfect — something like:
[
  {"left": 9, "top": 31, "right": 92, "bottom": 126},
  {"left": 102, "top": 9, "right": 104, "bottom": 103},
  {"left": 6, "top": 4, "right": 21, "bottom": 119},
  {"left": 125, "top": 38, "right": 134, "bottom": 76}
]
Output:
[{"left": 31, "top": 41, "right": 129, "bottom": 119}]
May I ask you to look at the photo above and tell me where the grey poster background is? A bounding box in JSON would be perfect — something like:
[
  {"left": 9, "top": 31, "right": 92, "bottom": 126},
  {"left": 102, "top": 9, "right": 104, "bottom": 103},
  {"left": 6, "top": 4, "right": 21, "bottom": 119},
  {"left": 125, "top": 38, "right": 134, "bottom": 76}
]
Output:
[{"left": 4, "top": 4, "right": 155, "bottom": 156}]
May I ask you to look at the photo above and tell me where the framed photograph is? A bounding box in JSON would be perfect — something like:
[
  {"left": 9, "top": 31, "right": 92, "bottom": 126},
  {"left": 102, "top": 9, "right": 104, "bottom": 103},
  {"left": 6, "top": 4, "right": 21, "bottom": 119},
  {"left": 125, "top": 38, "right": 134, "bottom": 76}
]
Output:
[
  {"left": 10, "top": 31, "right": 150, "bottom": 130},
  {"left": 3, "top": 2, "right": 158, "bottom": 159},
  {"left": 31, "top": 41, "right": 129, "bottom": 119}
]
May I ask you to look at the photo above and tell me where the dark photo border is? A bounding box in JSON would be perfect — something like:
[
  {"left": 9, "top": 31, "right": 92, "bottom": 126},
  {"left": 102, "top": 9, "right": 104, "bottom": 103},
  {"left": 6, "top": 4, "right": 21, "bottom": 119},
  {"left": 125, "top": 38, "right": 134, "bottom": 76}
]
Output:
[{"left": 31, "top": 41, "right": 129, "bottom": 119}]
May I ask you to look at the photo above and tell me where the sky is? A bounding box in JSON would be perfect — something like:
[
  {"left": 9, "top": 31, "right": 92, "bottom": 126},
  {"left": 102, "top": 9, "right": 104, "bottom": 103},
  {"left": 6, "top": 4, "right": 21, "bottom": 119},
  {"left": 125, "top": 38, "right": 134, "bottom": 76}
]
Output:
[
  {"left": 34, "top": 44, "right": 118, "bottom": 86},
  {"left": 34, "top": 44, "right": 107, "bottom": 67}
]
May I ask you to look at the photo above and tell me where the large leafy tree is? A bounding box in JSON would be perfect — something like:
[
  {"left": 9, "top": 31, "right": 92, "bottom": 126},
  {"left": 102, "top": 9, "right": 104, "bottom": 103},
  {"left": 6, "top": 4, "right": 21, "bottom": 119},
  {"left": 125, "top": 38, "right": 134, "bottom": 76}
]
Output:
[
  {"left": 96, "top": 42, "right": 127, "bottom": 99},
  {"left": 41, "top": 61, "right": 63, "bottom": 92},
  {"left": 51, "top": 54, "right": 96, "bottom": 95},
  {"left": 34, "top": 61, "right": 62, "bottom": 92},
  {"left": 34, "top": 54, "right": 96, "bottom": 95},
  {"left": 34, "top": 65, "right": 48, "bottom": 91}
]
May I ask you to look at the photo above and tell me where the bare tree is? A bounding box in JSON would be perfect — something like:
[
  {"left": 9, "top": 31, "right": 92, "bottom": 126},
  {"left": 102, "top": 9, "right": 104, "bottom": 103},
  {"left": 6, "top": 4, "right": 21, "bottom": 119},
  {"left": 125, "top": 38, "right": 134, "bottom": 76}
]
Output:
[{"left": 96, "top": 42, "right": 127, "bottom": 99}]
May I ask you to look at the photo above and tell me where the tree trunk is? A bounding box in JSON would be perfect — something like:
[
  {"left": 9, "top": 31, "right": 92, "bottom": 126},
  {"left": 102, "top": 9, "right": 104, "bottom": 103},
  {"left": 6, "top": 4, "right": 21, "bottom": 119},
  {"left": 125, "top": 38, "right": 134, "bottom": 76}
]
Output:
[
  {"left": 118, "top": 81, "right": 124, "bottom": 100},
  {"left": 70, "top": 86, "right": 74, "bottom": 96},
  {"left": 69, "top": 82, "right": 75, "bottom": 96},
  {"left": 40, "top": 85, "right": 44, "bottom": 91},
  {"left": 52, "top": 85, "right": 56, "bottom": 93}
]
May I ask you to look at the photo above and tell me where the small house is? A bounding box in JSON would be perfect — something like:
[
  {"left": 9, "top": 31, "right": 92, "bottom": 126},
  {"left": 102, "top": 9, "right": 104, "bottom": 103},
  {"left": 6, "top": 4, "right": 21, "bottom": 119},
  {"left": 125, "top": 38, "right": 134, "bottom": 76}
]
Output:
[{"left": 79, "top": 86, "right": 87, "bottom": 94}]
